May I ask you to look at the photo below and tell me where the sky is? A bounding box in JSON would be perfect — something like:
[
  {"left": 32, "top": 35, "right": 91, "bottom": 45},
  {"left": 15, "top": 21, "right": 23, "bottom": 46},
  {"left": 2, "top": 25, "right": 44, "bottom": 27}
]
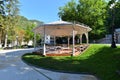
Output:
[{"left": 19, "top": 0, "right": 71, "bottom": 23}]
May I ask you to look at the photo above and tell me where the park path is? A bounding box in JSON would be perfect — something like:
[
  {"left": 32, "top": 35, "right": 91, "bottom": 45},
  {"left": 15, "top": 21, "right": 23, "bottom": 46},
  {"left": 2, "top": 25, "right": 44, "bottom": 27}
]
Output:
[{"left": 0, "top": 48, "right": 98, "bottom": 80}]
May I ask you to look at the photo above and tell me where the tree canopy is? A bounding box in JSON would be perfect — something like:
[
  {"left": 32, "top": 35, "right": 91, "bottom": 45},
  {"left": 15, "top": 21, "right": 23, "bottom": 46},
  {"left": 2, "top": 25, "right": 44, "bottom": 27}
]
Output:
[
  {"left": 106, "top": 0, "right": 120, "bottom": 33},
  {"left": 0, "top": 0, "right": 43, "bottom": 47},
  {"left": 59, "top": 0, "right": 108, "bottom": 40}
]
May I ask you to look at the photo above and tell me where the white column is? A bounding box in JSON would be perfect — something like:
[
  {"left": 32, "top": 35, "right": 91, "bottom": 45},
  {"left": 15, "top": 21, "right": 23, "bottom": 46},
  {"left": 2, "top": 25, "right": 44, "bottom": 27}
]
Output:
[
  {"left": 34, "top": 32, "right": 36, "bottom": 50},
  {"left": 54, "top": 36, "right": 56, "bottom": 46},
  {"left": 0, "top": 34, "right": 1, "bottom": 44},
  {"left": 72, "top": 21, "right": 75, "bottom": 56},
  {"left": 85, "top": 33, "right": 89, "bottom": 44},
  {"left": 4, "top": 34, "right": 8, "bottom": 47},
  {"left": 80, "top": 34, "right": 83, "bottom": 44},
  {"left": 43, "top": 43, "right": 46, "bottom": 55},
  {"left": 43, "top": 26, "right": 46, "bottom": 56},
  {"left": 67, "top": 36, "right": 70, "bottom": 47},
  {"left": 72, "top": 30, "right": 75, "bottom": 56}
]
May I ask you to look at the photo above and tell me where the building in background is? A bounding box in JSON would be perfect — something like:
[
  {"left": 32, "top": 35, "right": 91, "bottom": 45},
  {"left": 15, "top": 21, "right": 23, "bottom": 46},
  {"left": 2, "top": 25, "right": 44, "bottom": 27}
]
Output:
[{"left": 115, "top": 28, "right": 120, "bottom": 43}]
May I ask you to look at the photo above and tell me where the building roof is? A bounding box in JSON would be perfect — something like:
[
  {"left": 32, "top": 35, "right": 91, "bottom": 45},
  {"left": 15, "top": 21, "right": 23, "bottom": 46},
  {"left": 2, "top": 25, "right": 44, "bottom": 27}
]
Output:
[{"left": 33, "top": 20, "right": 92, "bottom": 37}]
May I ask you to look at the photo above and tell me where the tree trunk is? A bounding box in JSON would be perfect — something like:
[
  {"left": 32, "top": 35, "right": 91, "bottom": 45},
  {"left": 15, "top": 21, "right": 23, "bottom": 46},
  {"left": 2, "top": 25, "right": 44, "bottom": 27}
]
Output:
[
  {"left": 0, "top": 33, "right": 1, "bottom": 44},
  {"left": 4, "top": 34, "right": 8, "bottom": 47},
  {"left": 0, "top": 34, "right": 2, "bottom": 48},
  {"left": 0, "top": 30, "right": 2, "bottom": 48}
]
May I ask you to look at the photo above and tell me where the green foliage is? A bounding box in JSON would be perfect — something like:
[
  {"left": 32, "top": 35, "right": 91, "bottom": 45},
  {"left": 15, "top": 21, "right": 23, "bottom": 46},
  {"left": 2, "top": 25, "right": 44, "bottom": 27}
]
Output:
[
  {"left": 5, "top": 0, "right": 20, "bottom": 16},
  {"left": 115, "top": 1, "right": 120, "bottom": 28},
  {"left": 18, "top": 16, "right": 43, "bottom": 43},
  {"left": 29, "top": 20, "right": 43, "bottom": 26},
  {"left": 0, "top": 0, "right": 5, "bottom": 15},
  {"left": 59, "top": 0, "right": 77, "bottom": 21},
  {"left": 59, "top": 0, "right": 107, "bottom": 40},
  {"left": 0, "top": 0, "right": 20, "bottom": 46},
  {"left": 22, "top": 44, "right": 120, "bottom": 80},
  {"left": 106, "top": 0, "right": 120, "bottom": 34},
  {"left": 0, "top": 0, "right": 43, "bottom": 46},
  {"left": 24, "top": 22, "right": 35, "bottom": 42}
]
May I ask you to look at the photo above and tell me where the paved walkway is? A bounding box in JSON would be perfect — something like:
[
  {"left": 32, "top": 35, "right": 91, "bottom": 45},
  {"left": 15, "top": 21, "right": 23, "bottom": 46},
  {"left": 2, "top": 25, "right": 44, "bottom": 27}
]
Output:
[{"left": 0, "top": 48, "right": 98, "bottom": 80}]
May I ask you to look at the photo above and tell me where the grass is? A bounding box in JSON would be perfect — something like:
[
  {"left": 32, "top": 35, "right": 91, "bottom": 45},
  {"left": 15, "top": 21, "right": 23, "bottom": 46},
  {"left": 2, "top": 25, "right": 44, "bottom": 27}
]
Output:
[{"left": 22, "top": 44, "right": 120, "bottom": 80}]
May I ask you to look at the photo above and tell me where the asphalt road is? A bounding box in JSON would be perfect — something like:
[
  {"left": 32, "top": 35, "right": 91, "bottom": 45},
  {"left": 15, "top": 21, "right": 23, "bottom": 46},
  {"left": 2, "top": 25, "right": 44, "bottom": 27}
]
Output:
[{"left": 0, "top": 48, "right": 98, "bottom": 80}]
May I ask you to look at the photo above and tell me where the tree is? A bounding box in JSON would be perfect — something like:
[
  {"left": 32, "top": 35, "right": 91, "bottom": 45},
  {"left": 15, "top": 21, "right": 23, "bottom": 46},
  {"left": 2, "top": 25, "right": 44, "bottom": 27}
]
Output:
[
  {"left": 3, "top": 0, "right": 20, "bottom": 47},
  {"left": 106, "top": 0, "right": 120, "bottom": 33},
  {"left": 115, "top": 1, "right": 120, "bottom": 28},
  {"left": 16, "top": 16, "right": 42, "bottom": 46},
  {"left": 106, "top": 0, "right": 119, "bottom": 48},
  {"left": 29, "top": 20, "right": 43, "bottom": 26},
  {"left": 0, "top": 0, "right": 5, "bottom": 15},
  {"left": 0, "top": 15, "right": 4, "bottom": 45},
  {"left": 59, "top": 0, "right": 107, "bottom": 40},
  {"left": 0, "top": 0, "right": 5, "bottom": 46},
  {"left": 59, "top": 0, "right": 77, "bottom": 21},
  {"left": 0, "top": 0, "right": 43, "bottom": 48}
]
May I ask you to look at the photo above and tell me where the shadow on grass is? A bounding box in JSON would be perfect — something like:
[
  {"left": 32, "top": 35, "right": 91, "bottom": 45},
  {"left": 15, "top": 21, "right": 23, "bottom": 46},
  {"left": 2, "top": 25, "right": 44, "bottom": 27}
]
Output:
[{"left": 22, "top": 45, "right": 120, "bottom": 80}]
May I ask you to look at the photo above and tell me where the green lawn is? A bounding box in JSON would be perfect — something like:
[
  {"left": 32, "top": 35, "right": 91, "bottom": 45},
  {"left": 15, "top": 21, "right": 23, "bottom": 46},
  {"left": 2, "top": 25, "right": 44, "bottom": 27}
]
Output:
[{"left": 22, "top": 44, "right": 120, "bottom": 80}]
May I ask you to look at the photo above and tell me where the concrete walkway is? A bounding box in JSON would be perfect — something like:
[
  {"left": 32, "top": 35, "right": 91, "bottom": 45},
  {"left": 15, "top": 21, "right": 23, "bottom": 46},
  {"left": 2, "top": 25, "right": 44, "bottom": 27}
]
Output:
[{"left": 0, "top": 48, "right": 98, "bottom": 80}]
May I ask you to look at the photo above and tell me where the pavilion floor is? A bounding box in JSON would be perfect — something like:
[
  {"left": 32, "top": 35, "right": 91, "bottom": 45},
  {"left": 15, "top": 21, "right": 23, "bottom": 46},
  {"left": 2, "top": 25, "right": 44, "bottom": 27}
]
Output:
[{"left": 33, "top": 44, "right": 89, "bottom": 56}]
